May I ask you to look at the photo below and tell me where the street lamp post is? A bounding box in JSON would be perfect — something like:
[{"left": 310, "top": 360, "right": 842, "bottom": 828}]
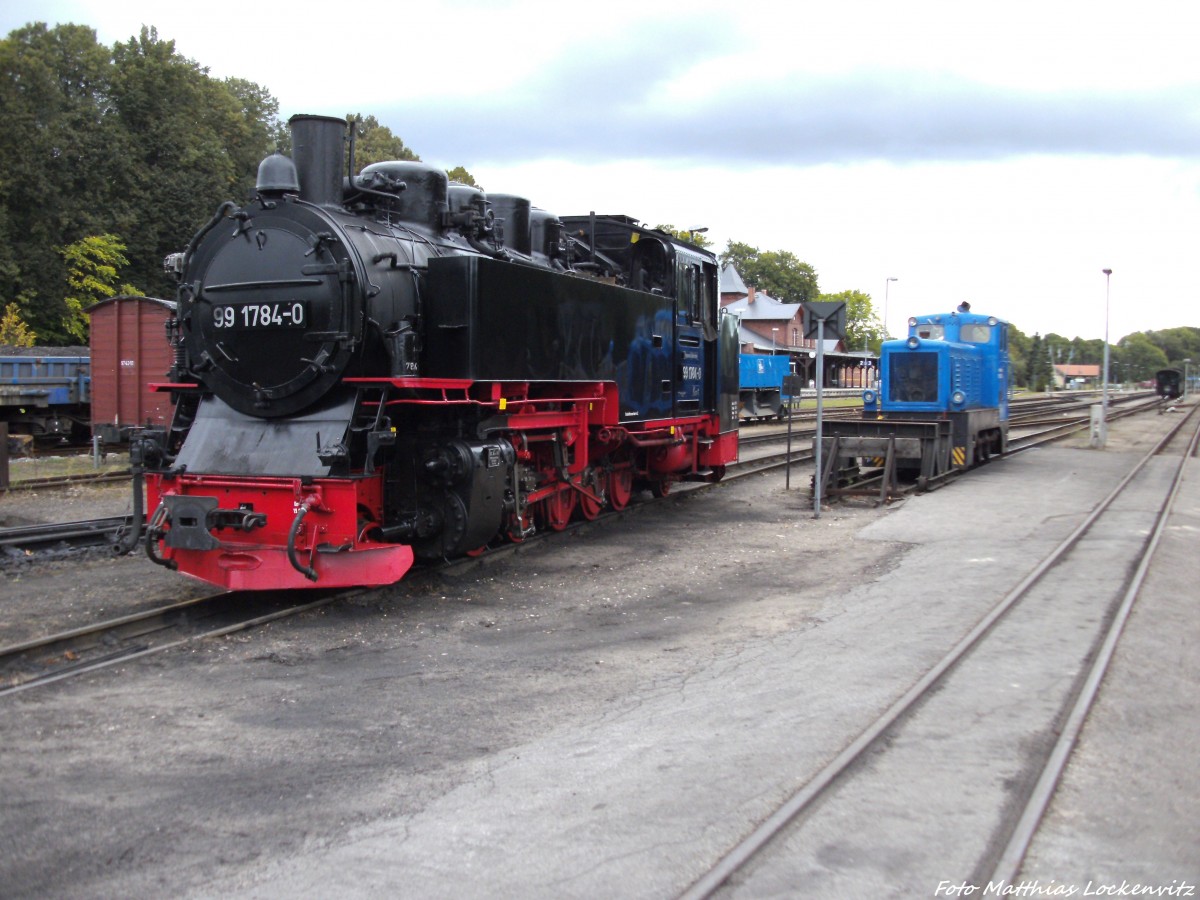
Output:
[
  {"left": 883, "top": 277, "right": 898, "bottom": 338},
  {"left": 1102, "top": 268, "right": 1112, "bottom": 413},
  {"left": 1184, "top": 358, "right": 1192, "bottom": 399},
  {"left": 1091, "top": 268, "right": 1112, "bottom": 449},
  {"left": 686, "top": 227, "right": 708, "bottom": 243}
]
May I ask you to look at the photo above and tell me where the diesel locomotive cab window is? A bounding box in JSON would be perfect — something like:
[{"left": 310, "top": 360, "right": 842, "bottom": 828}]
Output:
[
  {"left": 916, "top": 324, "right": 945, "bottom": 340},
  {"left": 891, "top": 352, "right": 939, "bottom": 403},
  {"left": 960, "top": 324, "right": 991, "bottom": 343}
]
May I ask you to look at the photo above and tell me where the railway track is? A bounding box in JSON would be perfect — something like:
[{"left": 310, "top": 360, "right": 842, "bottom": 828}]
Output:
[
  {"left": 678, "top": 402, "right": 1200, "bottom": 898},
  {"left": 1007, "top": 393, "right": 1164, "bottom": 449},
  {"left": 0, "top": 589, "right": 357, "bottom": 696},
  {"left": 0, "top": 514, "right": 134, "bottom": 553},
  {"left": 0, "top": 469, "right": 132, "bottom": 493},
  {"left": 0, "top": 397, "right": 1168, "bottom": 696},
  {"left": 0, "top": 430, "right": 823, "bottom": 695}
]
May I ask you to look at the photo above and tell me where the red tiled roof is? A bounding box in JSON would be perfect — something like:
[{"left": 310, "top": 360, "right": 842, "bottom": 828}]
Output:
[{"left": 1055, "top": 365, "right": 1100, "bottom": 377}]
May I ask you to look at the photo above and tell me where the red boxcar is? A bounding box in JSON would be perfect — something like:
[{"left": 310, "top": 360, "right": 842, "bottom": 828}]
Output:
[{"left": 87, "top": 296, "right": 176, "bottom": 443}]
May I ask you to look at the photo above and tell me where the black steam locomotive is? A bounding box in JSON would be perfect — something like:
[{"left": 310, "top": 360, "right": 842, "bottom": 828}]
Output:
[{"left": 134, "top": 114, "right": 739, "bottom": 590}]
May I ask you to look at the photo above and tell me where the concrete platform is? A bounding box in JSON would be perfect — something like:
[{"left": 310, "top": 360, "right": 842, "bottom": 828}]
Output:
[{"left": 216, "top": 407, "right": 1199, "bottom": 898}]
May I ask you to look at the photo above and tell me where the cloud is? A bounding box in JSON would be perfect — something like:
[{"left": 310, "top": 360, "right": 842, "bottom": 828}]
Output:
[{"left": 376, "top": 67, "right": 1200, "bottom": 169}]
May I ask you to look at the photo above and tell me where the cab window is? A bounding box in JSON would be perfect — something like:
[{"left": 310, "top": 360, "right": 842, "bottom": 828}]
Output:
[
  {"left": 680, "top": 264, "right": 700, "bottom": 322},
  {"left": 916, "top": 324, "right": 944, "bottom": 340}
]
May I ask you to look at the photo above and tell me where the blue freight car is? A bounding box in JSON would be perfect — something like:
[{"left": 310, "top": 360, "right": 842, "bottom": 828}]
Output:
[
  {"left": 739, "top": 353, "right": 792, "bottom": 421},
  {"left": 1, "top": 353, "right": 91, "bottom": 449}
]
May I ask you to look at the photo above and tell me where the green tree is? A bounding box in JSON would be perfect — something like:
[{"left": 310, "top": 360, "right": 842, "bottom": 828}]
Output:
[
  {"left": 1141, "top": 326, "right": 1200, "bottom": 365},
  {"left": 0, "top": 302, "right": 37, "bottom": 346},
  {"left": 719, "top": 241, "right": 819, "bottom": 304},
  {"left": 1024, "top": 333, "right": 1040, "bottom": 390},
  {"left": 225, "top": 77, "right": 286, "bottom": 153},
  {"left": 59, "top": 233, "right": 141, "bottom": 340},
  {"left": 0, "top": 24, "right": 282, "bottom": 342},
  {"left": 348, "top": 114, "right": 419, "bottom": 171},
  {"left": 0, "top": 201, "right": 18, "bottom": 310},
  {"left": 108, "top": 27, "right": 277, "bottom": 294},
  {"left": 446, "top": 166, "right": 480, "bottom": 188},
  {"left": 1025, "top": 333, "right": 1054, "bottom": 391},
  {"left": 0, "top": 23, "right": 117, "bottom": 340},
  {"left": 1043, "top": 333, "right": 1069, "bottom": 368},
  {"left": 819, "top": 289, "right": 882, "bottom": 352},
  {"left": 1116, "top": 332, "right": 1169, "bottom": 383},
  {"left": 1072, "top": 337, "right": 1106, "bottom": 366},
  {"left": 1008, "top": 325, "right": 1030, "bottom": 386},
  {"left": 654, "top": 225, "right": 713, "bottom": 249}
]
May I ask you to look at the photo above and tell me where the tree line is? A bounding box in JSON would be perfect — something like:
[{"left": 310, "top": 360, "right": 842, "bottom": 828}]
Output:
[
  {"left": 1, "top": 21, "right": 1195, "bottom": 388},
  {"left": 0, "top": 23, "right": 464, "bottom": 346},
  {"left": 714, "top": 238, "right": 1198, "bottom": 385},
  {"left": 0, "top": 23, "right": 281, "bottom": 343},
  {"left": 1017, "top": 327, "right": 1200, "bottom": 391}
]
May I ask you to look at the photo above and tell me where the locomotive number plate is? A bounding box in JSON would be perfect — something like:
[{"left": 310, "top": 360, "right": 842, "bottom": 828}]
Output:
[{"left": 212, "top": 302, "right": 307, "bottom": 330}]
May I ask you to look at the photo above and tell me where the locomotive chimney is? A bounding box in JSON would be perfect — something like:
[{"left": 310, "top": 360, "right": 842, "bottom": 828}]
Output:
[{"left": 288, "top": 114, "right": 347, "bottom": 207}]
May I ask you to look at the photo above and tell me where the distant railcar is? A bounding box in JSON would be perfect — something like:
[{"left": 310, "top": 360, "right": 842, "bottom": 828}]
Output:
[
  {"left": 0, "top": 352, "right": 90, "bottom": 450},
  {"left": 739, "top": 353, "right": 791, "bottom": 420},
  {"left": 87, "top": 296, "right": 177, "bottom": 443},
  {"left": 1154, "top": 368, "right": 1182, "bottom": 400}
]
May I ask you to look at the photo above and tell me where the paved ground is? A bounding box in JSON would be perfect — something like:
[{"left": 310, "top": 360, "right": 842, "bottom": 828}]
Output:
[
  {"left": 1021, "top": 412, "right": 1200, "bottom": 891},
  {"left": 1, "top": 402, "right": 1196, "bottom": 899}
]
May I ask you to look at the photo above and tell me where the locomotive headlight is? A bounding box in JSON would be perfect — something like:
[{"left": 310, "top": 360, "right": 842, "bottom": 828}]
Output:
[
  {"left": 987, "top": 317, "right": 998, "bottom": 326},
  {"left": 906, "top": 336, "right": 920, "bottom": 349},
  {"left": 863, "top": 389, "right": 877, "bottom": 405},
  {"left": 951, "top": 389, "right": 966, "bottom": 406},
  {"left": 907, "top": 317, "right": 917, "bottom": 327},
  {"left": 163, "top": 252, "right": 185, "bottom": 277}
]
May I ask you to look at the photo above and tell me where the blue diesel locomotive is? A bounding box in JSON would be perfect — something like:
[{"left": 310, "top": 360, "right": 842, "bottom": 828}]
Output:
[{"left": 817, "top": 307, "right": 1011, "bottom": 494}]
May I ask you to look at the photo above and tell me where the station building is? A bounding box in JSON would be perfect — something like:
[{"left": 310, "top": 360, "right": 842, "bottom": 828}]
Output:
[
  {"left": 1052, "top": 364, "right": 1101, "bottom": 390},
  {"left": 719, "top": 264, "right": 876, "bottom": 389}
]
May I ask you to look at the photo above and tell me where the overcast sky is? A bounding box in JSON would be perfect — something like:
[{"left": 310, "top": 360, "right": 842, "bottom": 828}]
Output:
[{"left": 5, "top": 0, "right": 1199, "bottom": 341}]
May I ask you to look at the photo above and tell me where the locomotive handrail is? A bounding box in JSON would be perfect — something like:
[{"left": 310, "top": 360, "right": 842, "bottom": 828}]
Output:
[{"left": 181, "top": 200, "right": 237, "bottom": 265}]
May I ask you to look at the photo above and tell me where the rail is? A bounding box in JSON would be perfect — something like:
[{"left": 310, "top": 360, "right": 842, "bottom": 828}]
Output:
[{"left": 677, "top": 404, "right": 1200, "bottom": 898}]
